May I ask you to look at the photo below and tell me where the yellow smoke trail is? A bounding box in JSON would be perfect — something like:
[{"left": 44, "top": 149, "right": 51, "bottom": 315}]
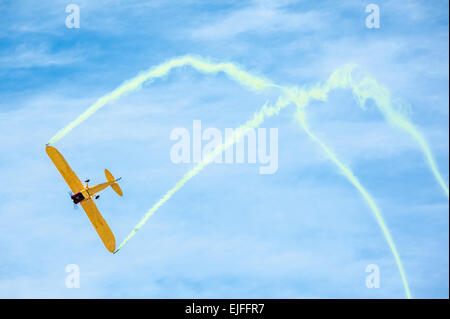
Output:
[
  {"left": 351, "top": 77, "right": 449, "bottom": 198},
  {"left": 46, "top": 56, "right": 446, "bottom": 298},
  {"left": 283, "top": 64, "right": 448, "bottom": 198},
  {"left": 47, "top": 56, "right": 273, "bottom": 145},
  {"left": 115, "top": 96, "right": 291, "bottom": 252},
  {"left": 280, "top": 75, "right": 412, "bottom": 298},
  {"left": 300, "top": 115, "right": 412, "bottom": 298},
  {"left": 300, "top": 116, "right": 411, "bottom": 298}
]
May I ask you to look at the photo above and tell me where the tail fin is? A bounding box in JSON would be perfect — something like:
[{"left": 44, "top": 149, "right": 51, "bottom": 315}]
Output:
[{"left": 104, "top": 169, "right": 123, "bottom": 197}]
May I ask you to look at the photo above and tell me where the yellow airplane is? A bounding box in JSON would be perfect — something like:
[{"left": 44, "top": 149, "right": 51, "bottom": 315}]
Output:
[{"left": 45, "top": 145, "right": 122, "bottom": 253}]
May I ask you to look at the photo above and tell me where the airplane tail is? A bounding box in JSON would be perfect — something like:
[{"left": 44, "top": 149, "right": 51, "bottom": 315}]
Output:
[{"left": 105, "top": 169, "right": 123, "bottom": 196}]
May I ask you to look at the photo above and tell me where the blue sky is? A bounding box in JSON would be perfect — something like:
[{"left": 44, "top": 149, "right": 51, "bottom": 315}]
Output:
[{"left": 0, "top": 0, "right": 448, "bottom": 298}]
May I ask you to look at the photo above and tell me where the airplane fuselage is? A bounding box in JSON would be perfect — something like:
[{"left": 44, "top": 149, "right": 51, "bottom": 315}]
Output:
[{"left": 71, "top": 181, "right": 113, "bottom": 204}]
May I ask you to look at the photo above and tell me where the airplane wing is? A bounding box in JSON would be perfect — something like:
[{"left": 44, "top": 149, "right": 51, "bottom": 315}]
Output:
[
  {"left": 80, "top": 199, "right": 116, "bottom": 253},
  {"left": 45, "top": 145, "right": 84, "bottom": 194},
  {"left": 46, "top": 145, "right": 116, "bottom": 253}
]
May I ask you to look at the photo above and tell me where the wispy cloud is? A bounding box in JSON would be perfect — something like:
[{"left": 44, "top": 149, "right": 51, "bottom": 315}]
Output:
[
  {"left": 0, "top": 44, "right": 83, "bottom": 68},
  {"left": 191, "top": 6, "right": 326, "bottom": 40}
]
